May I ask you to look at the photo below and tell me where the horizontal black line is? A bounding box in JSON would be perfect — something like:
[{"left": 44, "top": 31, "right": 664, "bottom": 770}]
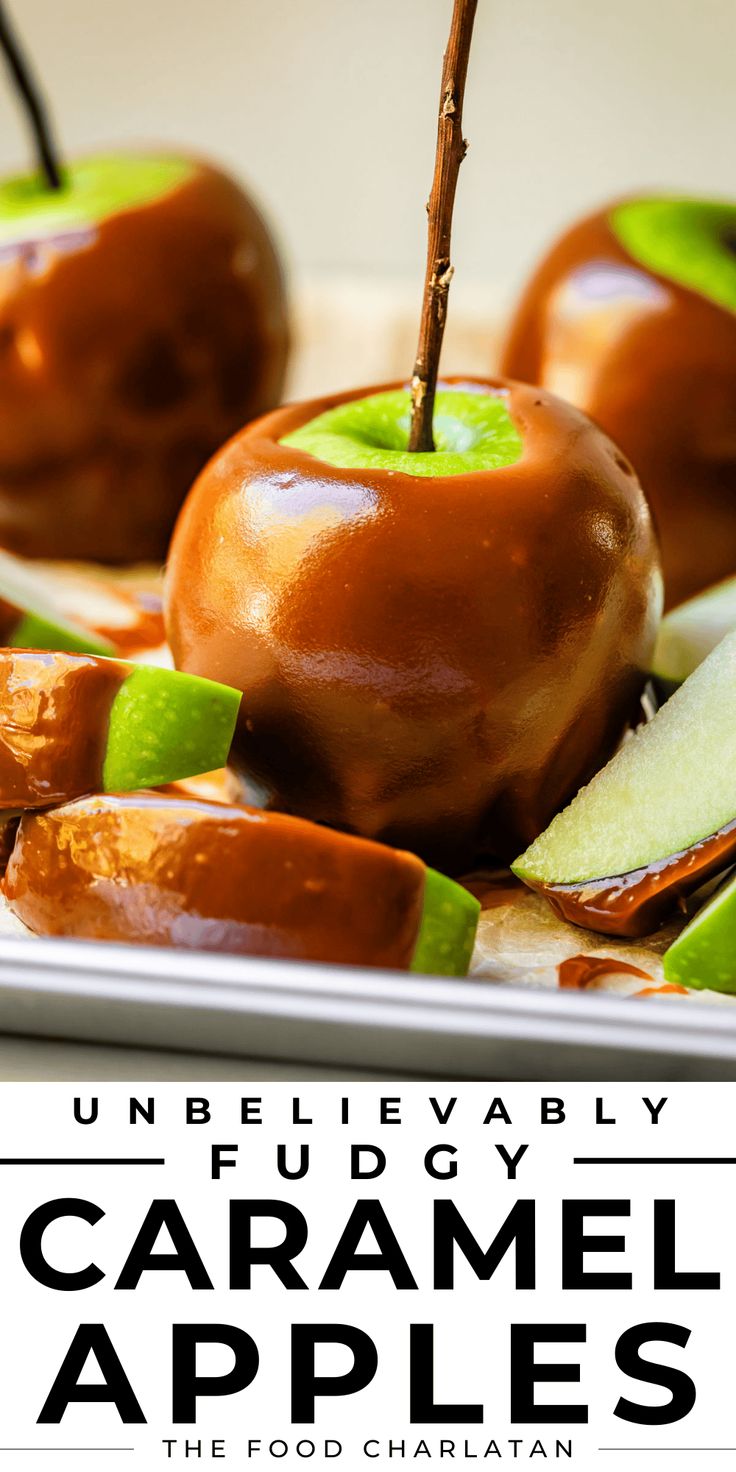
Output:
[
  {"left": 576, "top": 1157, "right": 736, "bottom": 1166},
  {"left": 0, "top": 1158, "right": 163, "bottom": 1167}
]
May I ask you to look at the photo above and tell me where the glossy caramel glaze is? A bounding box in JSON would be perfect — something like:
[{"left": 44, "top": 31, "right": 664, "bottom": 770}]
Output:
[
  {"left": 532, "top": 818, "right": 736, "bottom": 938},
  {"left": 165, "top": 376, "right": 662, "bottom": 872},
  {"left": 501, "top": 204, "right": 736, "bottom": 608},
  {"left": 4, "top": 792, "right": 427, "bottom": 967},
  {"left": 0, "top": 159, "right": 289, "bottom": 561},
  {"left": 0, "top": 649, "right": 126, "bottom": 806}
]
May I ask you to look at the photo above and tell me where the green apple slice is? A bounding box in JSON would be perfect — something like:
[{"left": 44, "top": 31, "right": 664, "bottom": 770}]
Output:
[
  {"left": 652, "top": 575, "right": 736, "bottom": 687},
  {"left": 0, "top": 153, "right": 194, "bottom": 247},
  {"left": 102, "top": 665, "right": 241, "bottom": 792},
  {"left": 410, "top": 868, "right": 480, "bottom": 977},
  {"left": 610, "top": 198, "right": 736, "bottom": 315},
  {"left": 513, "top": 629, "right": 736, "bottom": 886},
  {"left": 0, "top": 547, "right": 115, "bottom": 657},
  {"left": 281, "top": 386, "right": 523, "bottom": 478},
  {"left": 663, "top": 871, "right": 736, "bottom": 992}
]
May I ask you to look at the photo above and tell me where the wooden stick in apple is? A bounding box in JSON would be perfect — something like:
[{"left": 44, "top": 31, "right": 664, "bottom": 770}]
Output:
[
  {"left": 409, "top": 0, "right": 478, "bottom": 453},
  {"left": 0, "top": 1, "right": 62, "bottom": 189}
]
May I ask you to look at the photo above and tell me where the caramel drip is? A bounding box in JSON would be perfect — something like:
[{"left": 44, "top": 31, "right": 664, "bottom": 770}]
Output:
[{"left": 558, "top": 953, "right": 652, "bottom": 990}]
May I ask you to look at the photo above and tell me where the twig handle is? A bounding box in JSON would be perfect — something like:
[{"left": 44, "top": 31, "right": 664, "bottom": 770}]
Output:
[{"left": 408, "top": 0, "right": 478, "bottom": 453}]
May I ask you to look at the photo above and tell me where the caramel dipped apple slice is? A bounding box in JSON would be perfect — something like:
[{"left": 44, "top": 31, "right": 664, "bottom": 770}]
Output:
[
  {"left": 0, "top": 545, "right": 168, "bottom": 660},
  {"left": 4, "top": 793, "right": 480, "bottom": 975},
  {"left": 0, "top": 547, "right": 115, "bottom": 656},
  {"left": 0, "top": 649, "right": 240, "bottom": 807},
  {"left": 512, "top": 630, "right": 736, "bottom": 937}
]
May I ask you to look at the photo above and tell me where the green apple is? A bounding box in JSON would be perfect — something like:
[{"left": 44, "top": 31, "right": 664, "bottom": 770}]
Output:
[
  {"left": 611, "top": 199, "right": 736, "bottom": 314},
  {"left": 0, "top": 153, "right": 193, "bottom": 248},
  {"left": 652, "top": 575, "right": 736, "bottom": 688},
  {"left": 663, "top": 869, "right": 736, "bottom": 992},
  {"left": 0, "top": 547, "right": 115, "bottom": 657},
  {"left": 281, "top": 386, "right": 523, "bottom": 477},
  {"left": 410, "top": 868, "right": 480, "bottom": 977},
  {"left": 512, "top": 631, "right": 736, "bottom": 928}
]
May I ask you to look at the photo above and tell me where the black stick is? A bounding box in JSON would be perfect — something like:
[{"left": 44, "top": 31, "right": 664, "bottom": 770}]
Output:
[{"left": 0, "top": 1, "right": 62, "bottom": 190}]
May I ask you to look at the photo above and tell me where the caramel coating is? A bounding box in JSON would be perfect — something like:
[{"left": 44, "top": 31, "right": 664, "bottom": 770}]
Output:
[
  {"left": 0, "top": 159, "right": 289, "bottom": 561},
  {"left": 528, "top": 818, "right": 736, "bottom": 939},
  {"left": 4, "top": 792, "right": 426, "bottom": 967},
  {"left": 0, "top": 649, "right": 125, "bottom": 806},
  {"left": 501, "top": 205, "right": 736, "bottom": 608},
  {"left": 165, "top": 377, "right": 661, "bottom": 871}
]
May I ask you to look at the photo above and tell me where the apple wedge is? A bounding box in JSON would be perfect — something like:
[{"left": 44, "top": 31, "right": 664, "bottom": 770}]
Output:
[
  {"left": 0, "top": 650, "right": 240, "bottom": 807},
  {"left": 4, "top": 793, "right": 480, "bottom": 974},
  {"left": 663, "top": 871, "right": 736, "bottom": 993},
  {"left": 512, "top": 630, "right": 736, "bottom": 936},
  {"left": 652, "top": 575, "right": 736, "bottom": 689}
]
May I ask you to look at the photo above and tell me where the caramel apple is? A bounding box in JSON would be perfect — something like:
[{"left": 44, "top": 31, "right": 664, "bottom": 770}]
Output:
[
  {"left": 166, "top": 1, "right": 661, "bottom": 874},
  {"left": 0, "top": 649, "right": 240, "bottom": 807},
  {"left": 166, "top": 377, "right": 661, "bottom": 872},
  {"left": 0, "top": 1, "right": 288, "bottom": 560},
  {"left": 3, "top": 793, "right": 480, "bottom": 974},
  {"left": 0, "top": 152, "right": 288, "bottom": 561},
  {"left": 500, "top": 197, "right": 736, "bottom": 608}
]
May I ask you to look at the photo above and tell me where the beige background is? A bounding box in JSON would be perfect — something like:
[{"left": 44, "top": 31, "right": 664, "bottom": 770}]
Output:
[{"left": 1, "top": 0, "right": 734, "bottom": 306}]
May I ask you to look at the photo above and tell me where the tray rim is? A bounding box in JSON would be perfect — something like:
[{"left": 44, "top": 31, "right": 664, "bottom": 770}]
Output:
[{"left": 0, "top": 931, "right": 733, "bottom": 1073}]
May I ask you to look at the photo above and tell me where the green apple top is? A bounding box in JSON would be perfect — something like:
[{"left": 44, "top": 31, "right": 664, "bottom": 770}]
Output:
[
  {"left": 281, "top": 386, "right": 523, "bottom": 476},
  {"left": 0, "top": 154, "right": 194, "bottom": 246},
  {"left": 610, "top": 199, "right": 736, "bottom": 315}
]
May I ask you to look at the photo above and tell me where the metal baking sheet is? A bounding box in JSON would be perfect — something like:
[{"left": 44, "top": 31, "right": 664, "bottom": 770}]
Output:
[{"left": 0, "top": 933, "right": 735, "bottom": 1080}]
